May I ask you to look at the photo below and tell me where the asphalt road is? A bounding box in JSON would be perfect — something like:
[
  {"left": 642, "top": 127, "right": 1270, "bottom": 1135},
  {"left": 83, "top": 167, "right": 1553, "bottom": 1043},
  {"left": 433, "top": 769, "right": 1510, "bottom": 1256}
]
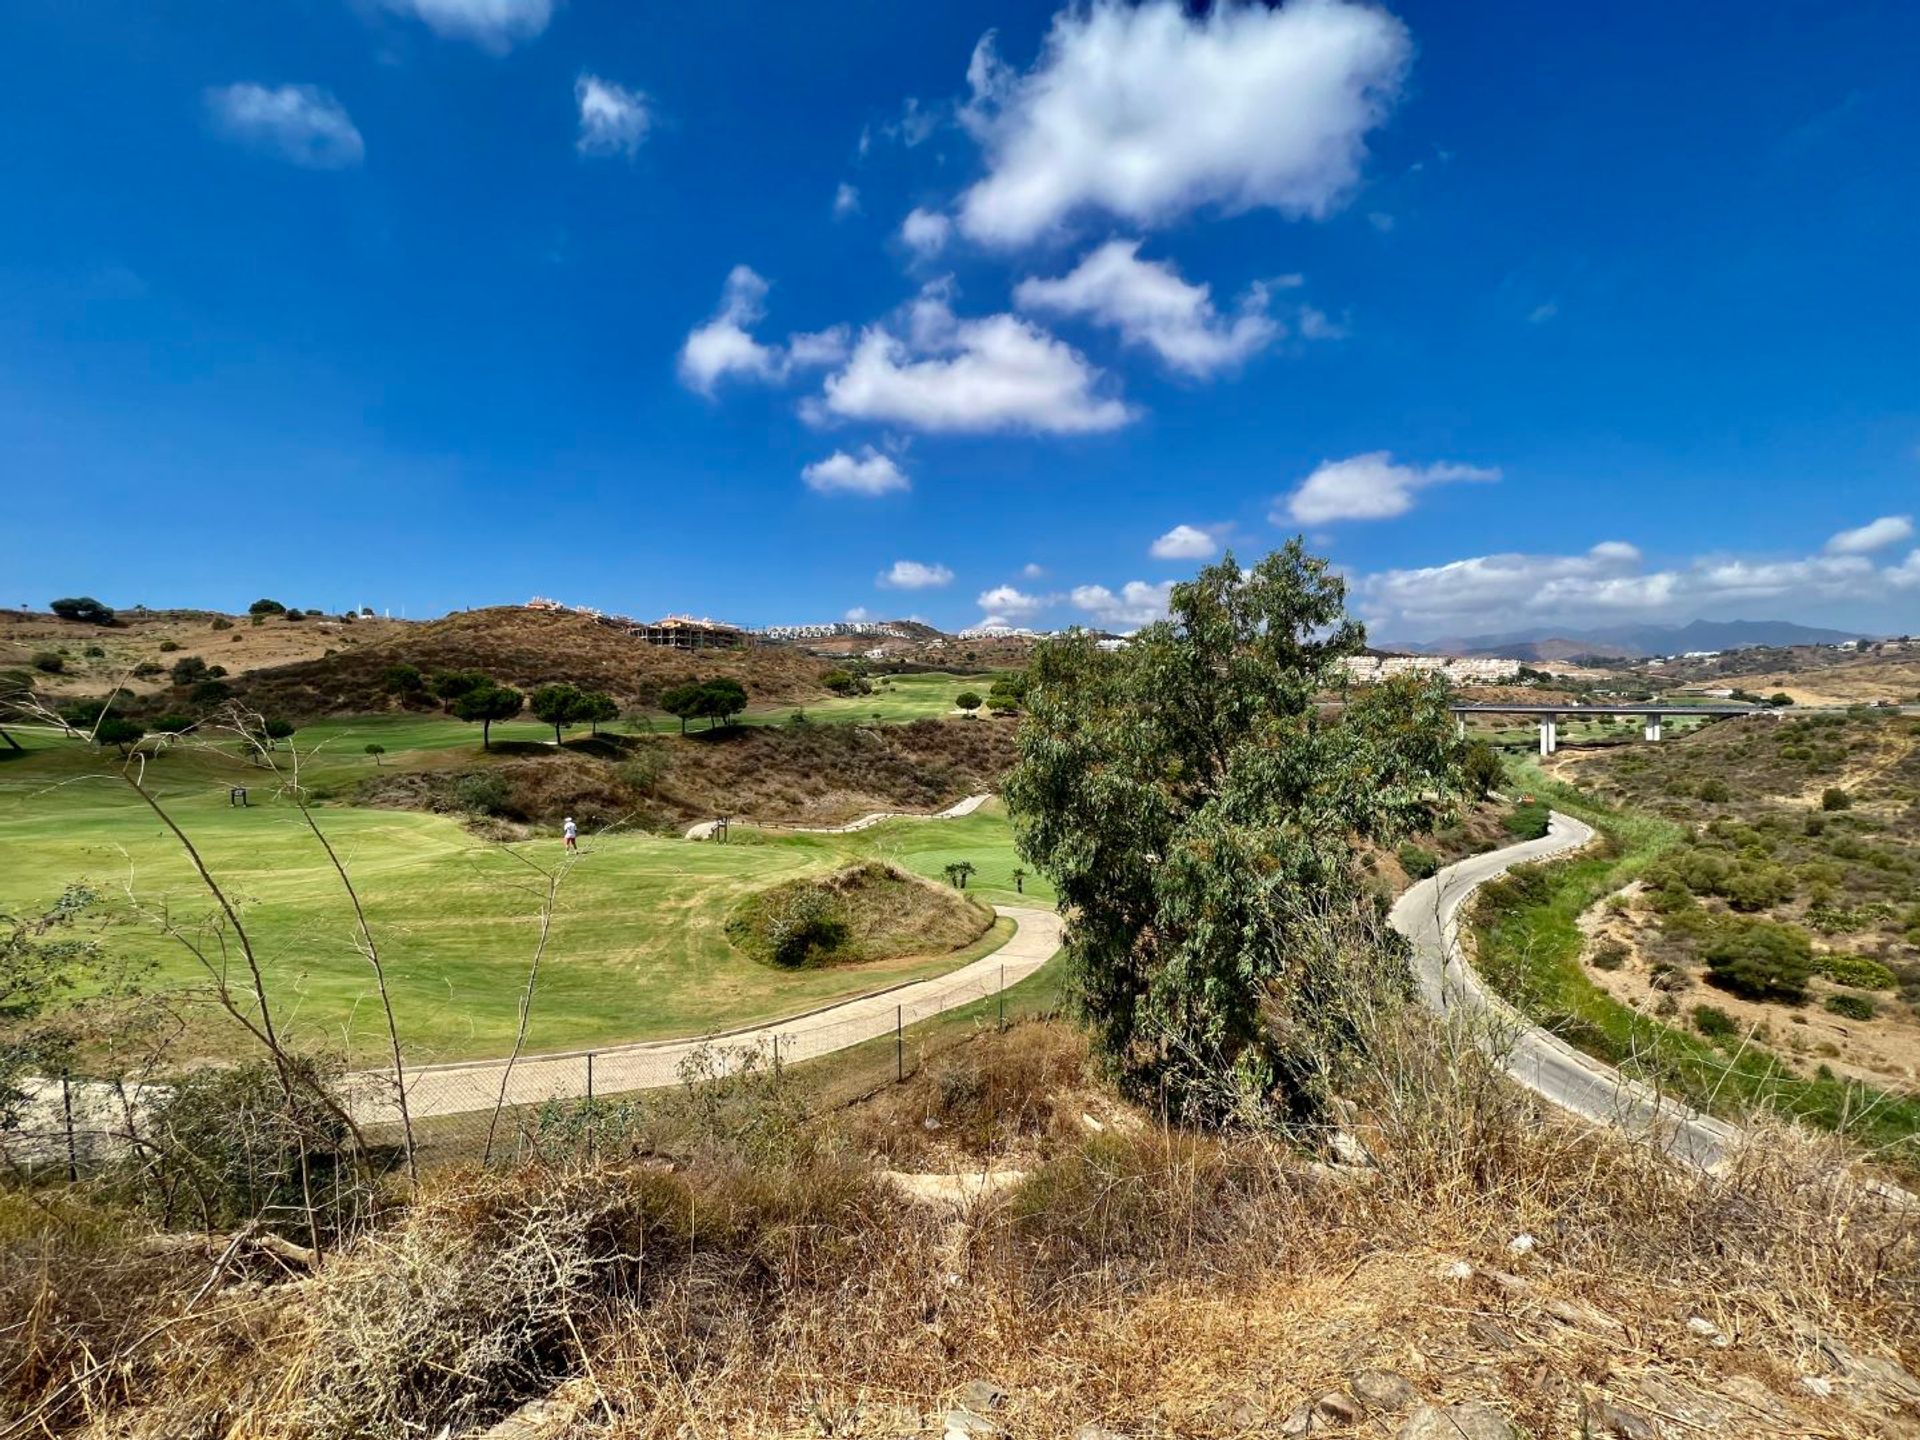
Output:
[{"left": 1389, "top": 811, "right": 1740, "bottom": 1171}]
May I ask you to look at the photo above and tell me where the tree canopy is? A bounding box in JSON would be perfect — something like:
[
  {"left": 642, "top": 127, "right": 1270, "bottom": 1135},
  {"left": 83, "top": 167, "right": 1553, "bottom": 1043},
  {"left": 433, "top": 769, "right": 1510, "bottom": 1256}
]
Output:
[
  {"left": 451, "top": 681, "right": 524, "bottom": 749},
  {"left": 661, "top": 677, "right": 748, "bottom": 732},
  {"left": 530, "top": 682, "right": 587, "bottom": 744},
  {"left": 1004, "top": 543, "right": 1467, "bottom": 1125},
  {"left": 49, "top": 596, "right": 115, "bottom": 625}
]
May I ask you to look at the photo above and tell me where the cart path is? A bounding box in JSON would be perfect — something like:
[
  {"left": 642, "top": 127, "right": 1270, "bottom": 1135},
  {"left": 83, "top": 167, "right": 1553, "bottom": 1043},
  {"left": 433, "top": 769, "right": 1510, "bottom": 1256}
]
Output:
[{"left": 344, "top": 902, "right": 1061, "bottom": 1123}]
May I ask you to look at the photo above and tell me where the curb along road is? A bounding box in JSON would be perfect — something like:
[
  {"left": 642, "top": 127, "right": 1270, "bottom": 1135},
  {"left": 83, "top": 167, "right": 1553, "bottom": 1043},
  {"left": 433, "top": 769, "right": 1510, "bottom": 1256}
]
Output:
[{"left": 1389, "top": 810, "right": 1742, "bottom": 1172}]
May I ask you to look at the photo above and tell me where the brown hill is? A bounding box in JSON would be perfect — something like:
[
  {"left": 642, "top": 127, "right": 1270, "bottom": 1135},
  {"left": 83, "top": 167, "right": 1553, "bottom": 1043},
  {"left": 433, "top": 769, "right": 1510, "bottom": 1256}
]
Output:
[
  {"left": 0, "top": 606, "right": 411, "bottom": 700},
  {"left": 234, "top": 606, "right": 834, "bottom": 719}
]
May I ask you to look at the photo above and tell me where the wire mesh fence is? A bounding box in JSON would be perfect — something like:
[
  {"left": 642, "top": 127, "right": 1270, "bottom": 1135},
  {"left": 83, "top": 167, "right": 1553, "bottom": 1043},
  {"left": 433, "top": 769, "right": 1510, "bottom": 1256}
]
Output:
[{"left": 3, "top": 957, "right": 1058, "bottom": 1187}]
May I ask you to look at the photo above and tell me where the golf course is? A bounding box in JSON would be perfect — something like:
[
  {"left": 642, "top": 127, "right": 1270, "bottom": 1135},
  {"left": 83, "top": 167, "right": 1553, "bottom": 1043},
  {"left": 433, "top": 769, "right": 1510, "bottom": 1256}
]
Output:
[{"left": 0, "top": 709, "right": 1050, "bottom": 1067}]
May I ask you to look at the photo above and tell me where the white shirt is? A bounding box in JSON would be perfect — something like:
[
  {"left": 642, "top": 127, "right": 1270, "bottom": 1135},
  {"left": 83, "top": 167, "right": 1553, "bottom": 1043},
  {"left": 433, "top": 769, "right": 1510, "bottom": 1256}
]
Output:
[{"left": 563, "top": 820, "right": 577, "bottom": 839}]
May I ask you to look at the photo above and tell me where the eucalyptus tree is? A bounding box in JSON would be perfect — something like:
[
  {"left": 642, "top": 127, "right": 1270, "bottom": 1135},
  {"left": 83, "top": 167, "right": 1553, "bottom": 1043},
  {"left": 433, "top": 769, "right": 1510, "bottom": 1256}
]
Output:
[{"left": 1004, "top": 542, "right": 1466, "bottom": 1125}]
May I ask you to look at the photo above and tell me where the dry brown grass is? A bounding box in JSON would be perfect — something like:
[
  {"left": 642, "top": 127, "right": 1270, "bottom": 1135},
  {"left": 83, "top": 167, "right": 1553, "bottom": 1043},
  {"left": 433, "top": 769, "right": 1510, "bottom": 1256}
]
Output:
[{"left": 7, "top": 1020, "right": 1918, "bottom": 1438}]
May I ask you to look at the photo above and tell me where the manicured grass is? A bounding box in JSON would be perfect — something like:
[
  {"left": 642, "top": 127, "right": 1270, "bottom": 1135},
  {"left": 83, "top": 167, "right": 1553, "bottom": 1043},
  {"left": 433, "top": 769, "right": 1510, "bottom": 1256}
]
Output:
[
  {"left": 730, "top": 671, "right": 1009, "bottom": 728},
  {"left": 1472, "top": 759, "right": 1920, "bottom": 1172},
  {"left": 0, "top": 725, "right": 1050, "bottom": 1066}
]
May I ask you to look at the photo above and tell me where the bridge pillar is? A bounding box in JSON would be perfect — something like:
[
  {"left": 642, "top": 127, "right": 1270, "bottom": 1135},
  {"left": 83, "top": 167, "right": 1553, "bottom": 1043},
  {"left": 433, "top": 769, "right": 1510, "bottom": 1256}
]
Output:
[
  {"left": 1643, "top": 714, "right": 1662, "bottom": 743},
  {"left": 1538, "top": 717, "right": 1557, "bottom": 756},
  {"left": 1456, "top": 715, "right": 1467, "bottom": 740}
]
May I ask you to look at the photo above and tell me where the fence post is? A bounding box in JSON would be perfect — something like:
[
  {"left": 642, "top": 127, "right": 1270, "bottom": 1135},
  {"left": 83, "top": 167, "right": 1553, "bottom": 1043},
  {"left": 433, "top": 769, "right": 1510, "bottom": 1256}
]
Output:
[
  {"left": 772, "top": 1033, "right": 780, "bottom": 1070},
  {"left": 586, "top": 1051, "right": 596, "bottom": 1163},
  {"left": 999, "top": 964, "right": 1006, "bottom": 1031},
  {"left": 61, "top": 1072, "right": 77, "bottom": 1183},
  {"left": 895, "top": 1005, "right": 904, "bottom": 1083}
]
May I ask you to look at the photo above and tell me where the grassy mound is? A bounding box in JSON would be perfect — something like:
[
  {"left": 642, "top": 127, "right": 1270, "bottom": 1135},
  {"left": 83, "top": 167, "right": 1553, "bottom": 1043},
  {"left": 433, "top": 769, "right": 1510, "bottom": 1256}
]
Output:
[{"left": 727, "top": 862, "right": 994, "bottom": 969}]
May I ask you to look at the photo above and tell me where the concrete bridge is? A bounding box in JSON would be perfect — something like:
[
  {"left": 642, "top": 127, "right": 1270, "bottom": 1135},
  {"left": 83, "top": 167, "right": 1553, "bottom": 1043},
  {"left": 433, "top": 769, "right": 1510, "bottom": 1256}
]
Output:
[{"left": 1447, "top": 702, "right": 1761, "bottom": 755}]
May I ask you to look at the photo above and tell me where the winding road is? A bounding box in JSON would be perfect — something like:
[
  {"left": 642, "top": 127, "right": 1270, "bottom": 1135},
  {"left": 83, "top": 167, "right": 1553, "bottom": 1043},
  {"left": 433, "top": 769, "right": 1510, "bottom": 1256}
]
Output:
[{"left": 1389, "top": 810, "right": 1740, "bottom": 1171}]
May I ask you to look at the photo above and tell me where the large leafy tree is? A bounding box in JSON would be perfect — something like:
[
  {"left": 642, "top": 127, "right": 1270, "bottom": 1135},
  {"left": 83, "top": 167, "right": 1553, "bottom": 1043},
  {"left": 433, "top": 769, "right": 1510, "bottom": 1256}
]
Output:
[
  {"left": 530, "top": 682, "right": 587, "bottom": 745},
  {"left": 1004, "top": 543, "right": 1466, "bottom": 1125},
  {"left": 452, "top": 681, "right": 524, "bottom": 750}
]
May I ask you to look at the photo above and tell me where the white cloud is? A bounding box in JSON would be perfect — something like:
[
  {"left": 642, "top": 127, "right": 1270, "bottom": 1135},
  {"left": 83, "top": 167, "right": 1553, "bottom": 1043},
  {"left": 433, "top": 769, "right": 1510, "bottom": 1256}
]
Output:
[
  {"left": 575, "top": 74, "right": 649, "bottom": 158},
  {"left": 1886, "top": 551, "right": 1920, "bottom": 590},
  {"left": 204, "top": 84, "right": 364, "bottom": 169},
  {"left": 1297, "top": 305, "right": 1348, "bottom": 341},
  {"left": 1020, "top": 562, "right": 1047, "bottom": 580},
  {"left": 679, "top": 266, "right": 783, "bottom": 395},
  {"left": 1149, "top": 524, "right": 1218, "bottom": 560},
  {"left": 1825, "top": 514, "right": 1913, "bottom": 555},
  {"left": 1528, "top": 301, "right": 1559, "bottom": 325},
  {"left": 811, "top": 284, "right": 1131, "bottom": 435},
  {"left": 976, "top": 584, "right": 1048, "bottom": 620},
  {"left": 878, "top": 560, "right": 954, "bottom": 590},
  {"left": 956, "top": 0, "right": 1410, "bottom": 246},
  {"left": 1367, "top": 211, "right": 1396, "bottom": 233},
  {"left": 833, "top": 182, "right": 861, "bottom": 218},
  {"left": 1014, "top": 240, "right": 1276, "bottom": 377},
  {"left": 1358, "top": 539, "right": 1914, "bottom": 636},
  {"left": 845, "top": 606, "right": 874, "bottom": 622},
  {"left": 1281, "top": 451, "right": 1501, "bottom": 525},
  {"left": 900, "top": 207, "right": 952, "bottom": 257},
  {"left": 381, "top": 0, "right": 552, "bottom": 51},
  {"left": 1070, "top": 579, "right": 1174, "bottom": 629},
  {"left": 678, "top": 267, "right": 846, "bottom": 396},
  {"left": 802, "top": 447, "right": 910, "bottom": 497}
]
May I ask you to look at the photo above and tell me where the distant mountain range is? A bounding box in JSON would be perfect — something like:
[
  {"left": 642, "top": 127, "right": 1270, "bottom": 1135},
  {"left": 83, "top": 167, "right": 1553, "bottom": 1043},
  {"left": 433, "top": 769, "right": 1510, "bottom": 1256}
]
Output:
[{"left": 1390, "top": 619, "right": 1872, "bottom": 662}]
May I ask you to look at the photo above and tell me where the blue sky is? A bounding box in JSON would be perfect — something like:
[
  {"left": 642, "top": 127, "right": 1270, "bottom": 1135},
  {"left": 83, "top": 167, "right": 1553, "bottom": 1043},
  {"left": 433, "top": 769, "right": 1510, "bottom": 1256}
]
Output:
[{"left": 3, "top": 0, "right": 1918, "bottom": 640}]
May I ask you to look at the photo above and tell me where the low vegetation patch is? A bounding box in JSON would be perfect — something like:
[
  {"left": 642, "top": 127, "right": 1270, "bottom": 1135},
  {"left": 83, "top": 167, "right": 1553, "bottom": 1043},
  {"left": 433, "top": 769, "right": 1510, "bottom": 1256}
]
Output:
[{"left": 726, "top": 862, "right": 994, "bottom": 969}]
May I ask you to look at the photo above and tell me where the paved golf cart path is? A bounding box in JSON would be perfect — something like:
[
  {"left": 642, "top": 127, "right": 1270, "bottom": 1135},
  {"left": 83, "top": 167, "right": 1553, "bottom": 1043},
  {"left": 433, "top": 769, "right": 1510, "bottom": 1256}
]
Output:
[
  {"left": 684, "top": 792, "right": 992, "bottom": 841},
  {"left": 347, "top": 902, "right": 1060, "bottom": 1123},
  {"left": 1390, "top": 810, "right": 1744, "bottom": 1171}
]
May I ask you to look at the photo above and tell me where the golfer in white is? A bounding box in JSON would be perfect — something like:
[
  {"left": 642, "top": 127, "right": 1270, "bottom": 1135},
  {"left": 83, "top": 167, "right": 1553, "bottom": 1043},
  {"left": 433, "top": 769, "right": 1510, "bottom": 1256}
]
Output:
[{"left": 563, "top": 815, "right": 578, "bottom": 851}]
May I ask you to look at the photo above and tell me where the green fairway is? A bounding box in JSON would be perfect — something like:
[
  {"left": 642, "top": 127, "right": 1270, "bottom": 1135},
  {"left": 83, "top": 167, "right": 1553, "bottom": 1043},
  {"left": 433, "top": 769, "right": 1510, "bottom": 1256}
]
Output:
[
  {"left": 0, "top": 728, "right": 1046, "bottom": 1067},
  {"left": 728, "top": 670, "right": 1007, "bottom": 728}
]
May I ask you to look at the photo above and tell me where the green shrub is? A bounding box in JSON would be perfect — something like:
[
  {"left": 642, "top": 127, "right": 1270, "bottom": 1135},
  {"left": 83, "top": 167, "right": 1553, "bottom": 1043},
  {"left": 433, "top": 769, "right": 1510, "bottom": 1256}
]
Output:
[
  {"left": 1702, "top": 917, "right": 1814, "bottom": 1003},
  {"left": 1823, "top": 992, "right": 1876, "bottom": 1022},
  {"left": 453, "top": 771, "right": 513, "bottom": 817},
  {"left": 1821, "top": 787, "right": 1853, "bottom": 811},
  {"left": 1696, "top": 777, "right": 1731, "bottom": 803},
  {"left": 1692, "top": 1004, "right": 1738, "bottom": 1040},
  {"left": 82, "top": 644, "right": 105, "bottom": 659},
  {"left": 157, "top": 639, "right": 181, "bottom": 653},
  {"left": 1590, "top": 939, "right": 1629, "bottom": 971},
  {"left": 1812, "top": 952, "right": 1898, "bottom": 990},
  {"left": 30, "top": 652, "right": 63, "bottom": 673},
  {"left": 210, "top": 616, "right": 233, "bottom": 631},
  {"left": 1396, "top": 843, "right": 1439, "bottom": 880},
  {"left": 1503, "top": 801, "right": 1551, "bottom": 840},
  {"left": 1462, "top": 739, "right": 1504, "bottom": 798}
]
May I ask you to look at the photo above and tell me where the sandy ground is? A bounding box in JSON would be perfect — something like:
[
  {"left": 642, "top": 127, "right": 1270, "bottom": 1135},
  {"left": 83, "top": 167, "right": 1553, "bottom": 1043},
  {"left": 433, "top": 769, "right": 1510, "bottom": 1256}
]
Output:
[{"left": 0, "top": 607, "right": 411, "bottom": 698}]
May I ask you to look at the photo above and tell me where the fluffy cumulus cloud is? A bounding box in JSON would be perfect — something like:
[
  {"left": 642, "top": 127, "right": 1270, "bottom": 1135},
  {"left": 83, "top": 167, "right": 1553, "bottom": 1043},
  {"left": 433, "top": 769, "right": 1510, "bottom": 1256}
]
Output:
[
  {"left": 381, "top": 0, "right": 552, "bottom": 51},
  {"left": 900, "top": 207, "right": 952, "bottom": 257},
  {"left": 677, "top": 266, "right": 848, "bottom": 396},
  {"left": 1281, "top": 452, "right": 1500, "bottom": 525},
  {"left": 1014, "top": 240, "right": 1276, "bottom": 377},
  {"left": 833, "top": 182, "right": 861, "bottom": 218},
  {"left": 975, "top": 584, "right": 1050, "bottom": 626},
  {"left": 810, "top": 283, "right": 1131, "bottom": 435},
  {"left": 956, "top": 0, "right": 1410, "bottom": 246},
  {"left": 575, "top": 74, "right": 650, "bottom": 157},
  {"left": 1149, "top": 524, "right": 1218, "bottom": 560},
  {"left": 878, "top": 560, "right": 954, "bottom": 590},
  {"left": 204, "top": 84, "right": 364, "bottom": 169},
  {"left": 1358, "top": 530, "right": 1920, "bottom": 636},
  {"left": 1825, "top": 514, "right": 1914, "bottom": 555},
  {"left": 1070, "top": 580, "right": 1174, "bottom": 629},
  {"left": 802, "top": 447, "right": 909, "bottom": 496}
]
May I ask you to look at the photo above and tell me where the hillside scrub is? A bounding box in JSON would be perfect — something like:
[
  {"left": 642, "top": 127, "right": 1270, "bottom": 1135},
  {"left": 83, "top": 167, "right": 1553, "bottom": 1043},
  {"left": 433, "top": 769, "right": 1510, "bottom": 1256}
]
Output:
[
  {"left": 227, "top": 606, "right": 833, "bottom": 719},
  {"left": 725, "top": 862, "right": 994, "bottom": 969},
  {"left": 5, "top": 1019, "right": 1917, "bottom": 1438},
  {"left": 1469, "top": 762, "right": 1920, "bottom": 1170},
  {"left": 353, "top": 718, "right": 1015, "bottom": 831}
]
